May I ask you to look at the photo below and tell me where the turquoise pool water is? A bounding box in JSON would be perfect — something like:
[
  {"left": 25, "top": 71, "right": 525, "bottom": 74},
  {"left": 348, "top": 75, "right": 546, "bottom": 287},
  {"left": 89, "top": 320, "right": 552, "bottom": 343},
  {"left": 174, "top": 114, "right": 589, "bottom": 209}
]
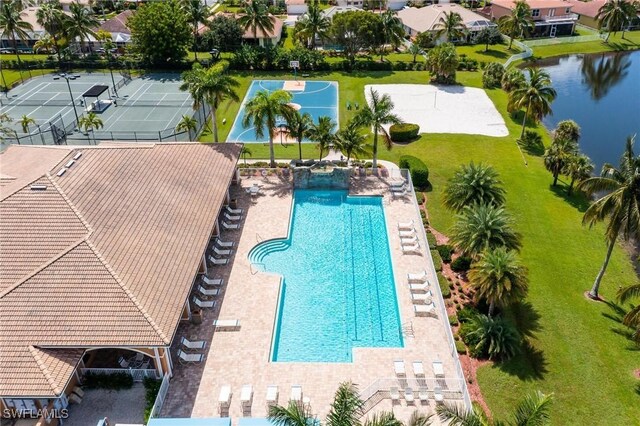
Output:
[{"left": 249, "top": 190, "right": 403, "bottom": 362}]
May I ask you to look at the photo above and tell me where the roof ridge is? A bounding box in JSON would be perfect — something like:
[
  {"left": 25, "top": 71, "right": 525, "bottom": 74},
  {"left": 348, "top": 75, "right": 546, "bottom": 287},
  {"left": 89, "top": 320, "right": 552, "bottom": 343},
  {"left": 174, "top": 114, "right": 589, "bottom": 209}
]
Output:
[
  {"left": 83, "top": 240, "right": 170, "bottom": 345},
  {"left": 0, "top": 173, "right": 47, "bottom": 203},
  {"left": 46, "top": 173, "right": 94, "bottom": 234},
  {"left": 27, "top": 346, "right": 63, "bottom": 395}
]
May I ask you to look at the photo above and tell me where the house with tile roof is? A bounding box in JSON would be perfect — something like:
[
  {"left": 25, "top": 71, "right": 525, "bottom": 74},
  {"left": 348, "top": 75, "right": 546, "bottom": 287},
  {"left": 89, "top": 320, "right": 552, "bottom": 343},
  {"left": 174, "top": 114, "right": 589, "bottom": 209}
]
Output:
[
  {"left": 95, "top": 9, "right": 134, "bottom": 45},
  {"left": 398, "top": 4, "right": 497, "bottom": 41},
  {"left": 0, "top": 142, "right": 241, "bottom": 424},
  {"left": 565, "top": 0, "right": 640, "bottom": 29},
  {"left": 489, "top": 0, "right": 578, "bottom": 37}
]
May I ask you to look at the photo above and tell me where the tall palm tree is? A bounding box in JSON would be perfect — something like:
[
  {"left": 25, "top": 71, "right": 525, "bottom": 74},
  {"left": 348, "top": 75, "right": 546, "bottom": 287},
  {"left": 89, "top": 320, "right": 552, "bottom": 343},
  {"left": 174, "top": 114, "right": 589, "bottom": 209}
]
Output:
[
  {"left": 508, "top": 67, "right": 557, "bottom": 138},
  {"left": 238, "top": 0, "right": 274, "bottom": 43},
  {"left": 380, "top": 10, "right": 404, "bottom": 60},
  {"left": 242, "top": 89, "right": 294, "bottom": 167},
  {"left": 618, "top": 283, "right": 640, "bottom": 344},
  {"left": 564, "top": 154, "right": 594, "bottom": 195},
  {"left": 33, "top": 34, "right": 56, "bottom": 54},
  {"left": 36, "top": 1, "right": 67, "bottom": 63},
  {"left": 294, "top": 0, "right": 330, "bottom": 50},
  {"left": 596, "top": 0, "right": 638, "bottom": 41},
  {"left": 176, "top": 114, "right": 198, "bottom": 139},
  {"left": 543, "top": 138, "right": 578, "bottom": 186},
  {"left": 326, "top": 381, "right": 363, "bottom": 426},
  {"left": 437, "top": 391, "right": 552, "bottom": 426},
  {"left": 501, "top": 68, "right": 526, "bottom": 94},
  {"left": 578, "top": 136, "right": 640, "bottom": 299},
  {"left": 354, "top": 88, "right": 402, "bottom": 173},
  {"left": 282, "top": 109, "right": 313, "bottom": 161},
  {"left": 450, "top": 203, "right": 522, "bottom": 259},
  {"left": 66, "top": 2, "right": 99, "bottom": 53},
  {"left": 0, "top": 0, "right": 34, "bottom": 73},
  {"left": 78, "top": 112, "right": 104, "bottom": 144},
  {"left": 18, "top": 114, "right": 35, "bottom": 134},
  {"left": 552, "top": 119, "right": 581, "bottom": 144},
  {"left": 407, "top": 43, "right": 423, "bottom": 64},
  {"left": 498, "top": 0, "right": 534, "bottom": 49},
  {"left": 434, "top": 11, "right": 467, "bottom": 44},
  {"left": 335, "top": 120, "right": 369, "bottom": 164},
  {"left": 307, "top": 116, "right": 336, "bottom": 160},
  {"left": 241, "top": 146, "right": 253, "bottom": 166},
  {"left": 443, "top": 162, "right": 506, "bottom": 213},
  {"left": 468, "top": 247, "right": 529, "bottom": 316},
  {"left": 182, "top": 0, "right": 210, "bottom": 61}
]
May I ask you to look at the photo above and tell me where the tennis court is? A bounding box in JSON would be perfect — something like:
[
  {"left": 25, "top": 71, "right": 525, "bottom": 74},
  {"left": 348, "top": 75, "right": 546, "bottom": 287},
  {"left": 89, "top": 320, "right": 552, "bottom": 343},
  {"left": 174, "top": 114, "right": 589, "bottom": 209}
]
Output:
[{"left": 1, "top": 72, "right": 196, "bottom": 142}]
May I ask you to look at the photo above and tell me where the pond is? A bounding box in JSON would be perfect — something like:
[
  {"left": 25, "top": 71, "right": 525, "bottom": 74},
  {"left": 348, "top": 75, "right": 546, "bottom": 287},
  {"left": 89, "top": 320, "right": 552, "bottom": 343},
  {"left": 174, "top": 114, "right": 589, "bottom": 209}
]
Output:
[{"left": 538, "top": 50, "right": 640, "bottom": 171}]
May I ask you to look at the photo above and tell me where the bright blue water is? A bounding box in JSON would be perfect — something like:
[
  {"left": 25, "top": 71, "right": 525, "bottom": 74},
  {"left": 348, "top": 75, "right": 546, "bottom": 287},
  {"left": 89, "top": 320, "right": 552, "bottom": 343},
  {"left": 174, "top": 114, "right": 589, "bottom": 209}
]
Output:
[
  {"left": 249, "top": 190, "right": 403, "bottom": 362},
  {"left": 227, "top": 80, "right": 339, "bottom": 143},
  {"left": 540, "top": 51, "right": 640, "bottom": 171}
]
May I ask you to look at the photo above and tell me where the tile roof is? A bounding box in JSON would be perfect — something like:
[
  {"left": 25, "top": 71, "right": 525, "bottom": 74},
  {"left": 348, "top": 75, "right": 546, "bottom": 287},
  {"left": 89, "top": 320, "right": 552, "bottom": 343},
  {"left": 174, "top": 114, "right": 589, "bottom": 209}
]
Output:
[
  {"left": 97, "top": 9, "right": 134, "bottom": 35},
  {"left": 565, "top": 0, "right": 604, "bottom": 18},
  {"left": 0, "top": 142, "right": 241, "bottom": 397},
  {"left": 491, "top": 0, "right": 574, "bottom": 10},
  {"left": 398, "top": 5, "right": 493, "bottom": 32}
]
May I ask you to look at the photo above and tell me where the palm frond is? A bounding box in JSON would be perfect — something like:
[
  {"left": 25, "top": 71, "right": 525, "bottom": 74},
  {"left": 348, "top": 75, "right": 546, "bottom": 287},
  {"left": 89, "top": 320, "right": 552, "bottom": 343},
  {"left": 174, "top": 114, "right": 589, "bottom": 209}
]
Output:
[{"left": 509, "top": 391, "right": 553, "bottom": 426}]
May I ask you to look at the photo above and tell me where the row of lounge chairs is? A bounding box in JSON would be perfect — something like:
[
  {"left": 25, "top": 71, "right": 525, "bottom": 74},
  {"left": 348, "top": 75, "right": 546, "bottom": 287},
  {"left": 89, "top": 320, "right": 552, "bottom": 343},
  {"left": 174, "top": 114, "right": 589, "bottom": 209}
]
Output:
[
  {"left": 390, "top": 179, "right": 408, "bottom": 197},
  {"left": 397, "top": 221, "right": 421, "bottom": 254},
  {"left": 218, "top": 384, "right": 308, "bottom": 414},
  {"left": 394, "top": 360, "right": 444, "bottom": 378},
  {"left": 407, "top": 269, "right": 437, "bottom": 317},
  {"left": 392, "top": 360, "right": 446, "bottom": 405},
  {"left": 389, "top": 386, "right": 444, "bottom": 405}
]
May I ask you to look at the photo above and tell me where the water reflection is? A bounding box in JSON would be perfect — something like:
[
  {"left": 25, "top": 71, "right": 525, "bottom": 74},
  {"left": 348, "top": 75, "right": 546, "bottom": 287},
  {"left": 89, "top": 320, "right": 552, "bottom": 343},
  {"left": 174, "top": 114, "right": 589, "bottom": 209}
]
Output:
[{"left": 581, "top": 53, "right": 631, "bottom": 101}]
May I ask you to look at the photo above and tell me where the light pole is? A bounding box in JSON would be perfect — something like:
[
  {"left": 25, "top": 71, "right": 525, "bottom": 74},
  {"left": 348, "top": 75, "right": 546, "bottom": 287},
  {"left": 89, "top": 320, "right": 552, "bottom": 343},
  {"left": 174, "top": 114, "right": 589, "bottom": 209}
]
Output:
[{"left": 64, "top": 75, "right": 80, "bottom": 129}]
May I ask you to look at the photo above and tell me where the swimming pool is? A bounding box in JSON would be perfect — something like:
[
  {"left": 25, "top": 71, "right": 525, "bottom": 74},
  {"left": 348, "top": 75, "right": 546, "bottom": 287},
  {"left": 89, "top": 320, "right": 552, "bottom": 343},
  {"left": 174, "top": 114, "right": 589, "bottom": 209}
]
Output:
[
  {"left": 249, "top": 190, "right": 403, "bottom": 363},
  {"left": 227, "top": 80, "right": 339, "bottom": 143}
]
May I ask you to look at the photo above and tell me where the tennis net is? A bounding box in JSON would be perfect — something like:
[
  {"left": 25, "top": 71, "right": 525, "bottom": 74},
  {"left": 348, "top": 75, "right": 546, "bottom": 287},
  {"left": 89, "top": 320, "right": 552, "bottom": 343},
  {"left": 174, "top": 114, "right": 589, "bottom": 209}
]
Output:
[{"left": 0, "top": 98, "right": 193, "bottom": 108}]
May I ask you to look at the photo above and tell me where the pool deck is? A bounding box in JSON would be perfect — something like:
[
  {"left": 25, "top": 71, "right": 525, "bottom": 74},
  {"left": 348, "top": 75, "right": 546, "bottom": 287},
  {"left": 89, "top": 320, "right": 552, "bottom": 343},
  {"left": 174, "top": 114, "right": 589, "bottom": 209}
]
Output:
[{"left": 160, "top": 173, "right": 466, "bottom": 424}]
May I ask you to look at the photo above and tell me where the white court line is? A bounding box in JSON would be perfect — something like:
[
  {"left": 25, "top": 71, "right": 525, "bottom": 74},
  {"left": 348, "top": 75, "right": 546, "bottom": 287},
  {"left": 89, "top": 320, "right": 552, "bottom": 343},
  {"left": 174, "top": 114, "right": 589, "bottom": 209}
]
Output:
[
  {"left": 102, "top": 83, "right": 150, "bottom": 131},
  {"left": 143, "top": 94, "right": 168, "bottom": 121},
  {"left": 3, "top": 82, "right": 51, "bottom": 114},
  {"left": 162, "top": 98, "right": 192, "bottom": 131}
]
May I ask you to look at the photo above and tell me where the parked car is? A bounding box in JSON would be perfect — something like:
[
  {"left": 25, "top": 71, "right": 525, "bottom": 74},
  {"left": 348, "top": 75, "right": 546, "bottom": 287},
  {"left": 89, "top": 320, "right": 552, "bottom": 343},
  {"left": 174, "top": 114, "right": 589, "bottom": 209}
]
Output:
[{"left": 0, "top": 48, "right": 16, "bottom": 54}]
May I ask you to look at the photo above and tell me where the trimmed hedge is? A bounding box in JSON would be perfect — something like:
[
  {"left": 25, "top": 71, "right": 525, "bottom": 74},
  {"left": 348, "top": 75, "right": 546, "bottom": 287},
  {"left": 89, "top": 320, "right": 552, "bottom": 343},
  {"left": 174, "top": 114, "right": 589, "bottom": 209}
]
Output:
[
  {"left": 399, "top": 155, "right": 430, "bottom": 190},
  {"left": 437, "top": 272, "right": 450, "bottom": 297},
  {"left": 448, "top": 314, "right": 459, "bottom": 326},
  {"left": 431, "top": 249, "right": 443, "bottom": 272},
  {"left": 436, "top": 244, "right": 453, "bottom": 263},
  {"left": 451, "top": 256, "right": 472, "bottom": 272},
  {"left": 455, "top": 339, "right": 467, "bottom": 354},
  {"left": 389, "top": 123, "right": 420, "bottom": 142},
  {"left": 426, "top": 231, "right": 437, "bottom": 249}
]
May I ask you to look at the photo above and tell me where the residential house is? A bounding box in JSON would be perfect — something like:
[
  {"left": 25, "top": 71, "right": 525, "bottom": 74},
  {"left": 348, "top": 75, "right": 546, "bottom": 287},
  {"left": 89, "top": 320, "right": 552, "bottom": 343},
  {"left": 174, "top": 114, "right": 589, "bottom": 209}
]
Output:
[
  {"left": 566, "top": 0, "right": 640, "bottom": 29},
  {"left": 59, "top": 0, "right": 91, "bottom": 12},
  {"left": 0, "top": 142, "right": 241, "bottom": 425},
  {"left": 95, "top": 9, "right": 134, "bottom": 45},
  {"left": 489, "top": 0, "right": 578, "bottom": 37},
  {"left": 0, "top": 7, "right": 47, "bottom": 50},
  {"left": 213, "top": 13, "right": 284, "bottom": 46},
  {"left": 398, "top": 4, "right": 497, "bottom": 41},
  {"left": 286, "top": 0, "right": 309, "bottom": 15}
]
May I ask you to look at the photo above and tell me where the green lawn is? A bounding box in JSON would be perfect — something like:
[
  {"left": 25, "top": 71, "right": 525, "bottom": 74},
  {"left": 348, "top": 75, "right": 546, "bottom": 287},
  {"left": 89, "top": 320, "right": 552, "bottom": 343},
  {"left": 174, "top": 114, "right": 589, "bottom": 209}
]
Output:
[
  {"left": 527, "top": 31, "right": 640, "bottom": 60},
  {"left": 456, "top": 43, "right": 516, "bottom": 63},
  {"left": 206, "top": 69, "right": 639, "bottom": 424},
  {"left": 0, "top": 53, "right": 51, "bottom": 62}
]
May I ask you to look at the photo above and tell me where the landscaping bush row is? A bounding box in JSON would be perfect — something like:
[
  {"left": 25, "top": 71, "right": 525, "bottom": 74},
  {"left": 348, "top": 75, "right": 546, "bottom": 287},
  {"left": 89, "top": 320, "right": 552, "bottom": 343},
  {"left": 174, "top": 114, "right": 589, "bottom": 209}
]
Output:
[
  {"left": 431, "top": 249, "right": 443, "bottom": 272},
  {"left": 390, "top": 123, "right": 420, "bottom": 142},
  {"left": 437, "top": 272, "right": 450, "bottom": 298},
  {"left": 399, "top": 155, "right": 430, "bottom": 189},
  {"left": 426, "top": 231, "right": 437, "bottom": 249},
  {"left": 436, "top": 244, "right": 453, "bottom": 264}
]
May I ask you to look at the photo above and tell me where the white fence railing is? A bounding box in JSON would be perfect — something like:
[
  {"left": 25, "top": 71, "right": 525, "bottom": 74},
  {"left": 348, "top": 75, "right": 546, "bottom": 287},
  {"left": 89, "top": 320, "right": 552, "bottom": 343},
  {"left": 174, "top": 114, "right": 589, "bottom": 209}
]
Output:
[
  {"left": 523, "top": 33, "right": 605, "bottom": 46},
  {"left": 149, "top": 374, "right": 171, "bottom": 419},
  {"left": 80, "top": 368, "right": 160, "bottom": 382},
  {"left": 503, "top": 36, "right": 533, "bottom": 68}
]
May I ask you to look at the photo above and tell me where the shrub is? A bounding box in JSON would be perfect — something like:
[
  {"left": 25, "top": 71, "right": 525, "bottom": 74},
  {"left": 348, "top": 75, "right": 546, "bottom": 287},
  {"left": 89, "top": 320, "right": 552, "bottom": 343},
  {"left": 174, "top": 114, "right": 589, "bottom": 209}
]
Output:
[
  {"left": 431, "top": 250, "right": 443, "bottom": 272},
  {"left": 415, "top": 191, "right": 425, "bottom": 205},
  {"left": 411, "top": 169, "right": 430, "bottom": 189},
  {"left": 448, "top": 314, "right": 459, "bottom": 326},
  {"left": 389, "top": 123, "right": 420, "bottom": 142},
  {"left": 426, "top": 232, "right": 437, "bottom": 249},
  {"left": 399, "top": 155, "right": 430, "bottom": 190},
  {"left": 143, "top": 377, "right": 162, "bottom": 422},
  {"left": 455, "top": 339, "right": 467, "bottom": 354},
  {"left": 83, "top": 372, "right": 133, "bottom": 390},
  {"left": 482, "top": 62, "right": 505, "bottom": 89},
  {"left": 451, "top": 256, "right": 472, "bottom": 272},
  {"left": 457, "top": 305, "right": 479, "bottom": 323},
  {"left": 461, "top": 314, "right": 522, "bottom": 360},
  {"left": 437, "top": 272, "right": 450, "bottom": 297},
  {"left": 436, "top": 244, "right": 454, "bottom": 263},
  {"left": 517, "top": 129, "right": 544, "bottom": 156},
  {"left": 458, "top": 321, "right": 484, "bottom": 358}
]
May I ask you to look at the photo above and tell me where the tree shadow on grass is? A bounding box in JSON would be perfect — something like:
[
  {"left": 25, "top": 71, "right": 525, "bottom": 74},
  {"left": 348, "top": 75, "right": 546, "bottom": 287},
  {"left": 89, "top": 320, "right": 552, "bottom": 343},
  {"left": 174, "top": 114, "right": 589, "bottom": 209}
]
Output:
[
  {"left": 602, "top": 300, "right": 640, "bottom": 351},
  {"left": 549, "top": 183, "right": 590, "bottom": 213},
  {"left": 474, "top": 48, "right": 509, "bottom": 61},
  {"left": 496, "top": 339, "right": 548, "bottom": 381},
  {"left": 510, "top": 301, "right": 543, "bottom": 339}
]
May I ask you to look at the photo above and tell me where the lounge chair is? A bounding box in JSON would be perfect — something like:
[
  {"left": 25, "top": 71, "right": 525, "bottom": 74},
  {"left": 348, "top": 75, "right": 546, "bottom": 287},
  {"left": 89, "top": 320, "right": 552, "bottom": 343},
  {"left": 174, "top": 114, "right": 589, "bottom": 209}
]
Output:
[
  {"left": 177, "top": 349, "right": 204, "bottom": 363},
  {"left": 433, "top": 386, "right": 444, "bottom": 404},
  {"left": 290, "top": 385, "right": 302, "bottom": 402},
  {"left": 225, "top": 206, "right": 243, "bottom": 215},
  {"left": 409, "top": 281, "right": 430, "bottom": 292},
  {"left": 214, "top": 237, "right": 234, "bottom": 248},
  {"left": 246, "top": 186, "right": 260, "bottom": 197},
  {"left": 408, "top": 270, "right": 428, "bottom": 283},
  {"left": 390, "top": 179, "right": 407, "bottom": 188},
  {"left": 402, "top": 242, "right": 421, "bottom": 254},
  {"left": 240, "top": 384, "right": 253, "bottom": 409},
  {"left": 213, "top": 319, "right": 241, "bottom": 330},
  {"left": 208, "top": 255, "right": 229, "bottom": 265},
  {"left": 411, "top": 291, "right": 433, "bottom": 304},
  {"left": 404, "top": 388, "right": 415, "bottom": 405},
  {"left": 398, "top": 228, "right": 416, "bottom": 238},
  {"left": 391, "top": 186, "right": 407, "bottom": 196},
  {"left": 212, "top": 246, "right": 232, "bottom": 256},
  {"left": 197, "top": 285, "right": 220, "bottom": 297},
  {"left": 218, "top": 385, "right": 231, "bottom": 411},
  {"left": 118, "top": 356, "right": 129, "bottom": 368},
  {"left": 69, "top": 393, "right": 82, "bottom": 404},
  {"left": 401, "top": 235, "right": 419, "bottom": 245},
  {"left": 418, "top": 386, "right": 429, "bottom": 403},
  {"left": 394, "top": 360, "right": 406, "bottom": 377},
  {"left": 193, "top": 296, "right": 216, "bottom": 309},
  {"left": 389, "top": 387, "right": 400, "bottom": 404},
  {"left": 202, "top": 276, "right": 223, "bottom": 287},
  {"left": 414, "top": 302, "right": 437, "bottom": 317},
  {"left": 412, "top": 361, "right": 425, "bottom": 377},
  {"left": 432, "top": 360, "right": 445, "bottom": 377},
  {"left": 398, "top": 220, "right": 414, "bottom": 230},
  {"left": 222, "top": 220, "right": 240, "bottom": 230},
  {"left": 72, "top": 387, "right": 84, "bottom": 398},
  {"left": 224, "top": 212, "right": 241, "bottom": 222},
  {"left": 266, "top": 385, "right": 279, "bottom": 408},
  {"left": 181, "top": 336, "right": 206, "bottom": 350}
]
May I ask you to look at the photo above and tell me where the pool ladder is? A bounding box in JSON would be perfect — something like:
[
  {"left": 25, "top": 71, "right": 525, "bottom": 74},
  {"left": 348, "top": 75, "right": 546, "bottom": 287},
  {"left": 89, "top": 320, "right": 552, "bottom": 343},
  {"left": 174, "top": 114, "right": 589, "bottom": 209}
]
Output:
[{"left": 401, "top": 321, "right": 414, "bottom": 338}]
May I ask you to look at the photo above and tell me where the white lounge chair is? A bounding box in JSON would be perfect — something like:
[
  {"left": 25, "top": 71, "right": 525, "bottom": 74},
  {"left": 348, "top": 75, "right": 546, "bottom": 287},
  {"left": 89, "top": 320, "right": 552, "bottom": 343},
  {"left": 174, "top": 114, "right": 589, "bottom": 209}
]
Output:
[
  {"left": 218, "top": 385, "right": 231, "bottom": 411},
  {"left": 202, "top": 276, "right": 223, "bottom": 287},
  {"left": 290, "top": 385, "right": 302, "bottom": 402},
  {"left": 224, "top": 212, "right": 241, "bottom": 222},
  {"left": 177, "top": 349, "right": 204, "bottom": 363},
  {"left": 404, "top": 388, "right": 415, "bottom": 404},
  {"left": 398, "top": 220, "right": 414, "bottom": 230},
  {"left": 225, "top": 205, "right": 243, "bottom": 215},
  {"left": 68, "top": 393, "right": 82, "bottom": 404},
  {"left": 433, "top": 386, "right": 444, "bottom": 404},
  {"left": 118, "top": 356, "right": 129, "bottom": 368},
  {"left": 414, "top": 302, "right": 437, "bottom": 317},
  {"left": 401, "top": 235, "right": 419, "bottom": 245},
  {"left": 432, "top": 361, "right": 445, "bottom": 377},
  {"left": 213, "top": 319, "right": 241, "bottom": 330},
  {"left": 222, "top": 221, "right": 240, "bottom": 230},
  {"left": 408, "top": 270, "right": 428, "bottom": 283},
  {"left": 193, "top": 296, "right": 216, "bottom": 309},
  {"left": 411, "top": 291, "right": 433, "bottom": 304},
  {"left": 208, "top": 255, "right": 229, "bottom": 265},
  {"left": 418, "top": 387, "right": 429, "bottom": 403},
  {"left": 181, "top": 336, "right": 206, "bottom": 350},
  {"left": 214, "top": 238, "right": 234, "bottom": 248},
  {"left": 240, "top": 384, "right": 253, "bottom": 408},
  {"left": 266, "top": 385, "right": 279, "bottom": 408},
  {"left": 246, "top": 186, "right": 260, "bottom": 196},
  {"left": 409, "top": 281, "right": 430, "bottom": 292},
  {"left": 394, "top": 360, "right": 406, "bottom": 377},
  {"left": 392, "top": 187, "right": 407, "bottom": 197},
  {"left": 413, "top": 361, "right": 425, "bottom": 377},
  {"left": 198, "top": 285, "right": 220, "bottom": 297},
  {"left": 402, "top": 242, "right": 421, "bottom": 254},
  {"left": 390, "top": 179, "right": 407, "bottom": 188},
  {"left": 212, "top": 246, "right": 232, "bottom": 256},
  {"left": 399, "top": 228, "right": 416, "bottom": 238},
  {"left": 389, "top": 387, "right": 400, "bottom": 404}
]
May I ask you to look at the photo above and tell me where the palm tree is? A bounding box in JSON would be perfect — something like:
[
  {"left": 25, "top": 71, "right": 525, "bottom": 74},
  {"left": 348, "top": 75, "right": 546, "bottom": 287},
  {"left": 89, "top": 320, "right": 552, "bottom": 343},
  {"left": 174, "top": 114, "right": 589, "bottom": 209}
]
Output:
[
  {"left": 294, "top": 0, "right": 330, "bottom": 49},
  {"left": 380, "top": 10, "right": 404, "bottom": 60},
  {"left": 33, "top": 34, "right": 56, "bottom": 54},
  {"left": 176, "top": 114, "right": 198, "bottom": 139},
  {"left": 182, "top": 0, "right": 210, "bottom": 61},
  {"left": 543, "top": 138, "right": 578, "bottom": 186},
  {"left": 552, "top": 119, "right": 581, "bottom": 144},
  {"left": 407, "top": 43, "right": 423, "bottom": 64},
  {"left": 0, "top": 0, "right": 34, "bottom": 74},
  {"left": 282, "top": 109, "right": 313, "bottom": 161},
  {"left": 326, "top": 382, "right": 363, "bottom": 426},
  {"left": 307, "top": 116, "right": 336, "bottom": 160},
  {"left": 498, "top": 0, "right": 534, "bottom": 49},
  {"left": 242, "top": 89, "right": 294, "bottom": 168},
  {"left": 501, "top": 68, "right": 526, "bottom": 94},
  {"left": 269, "top": 401, "right": 315, "bottom": 426},
  {"left": 18, "top": 114, "right": 35, "bottom": 134},
  {"left": 36, "top": 1, "right": 67, "bottom": 63},
  {"left": 238, "top": 0, "right": 274, "bottom": 43},
  {"left": 354, "top": 88, "right": 402, "bottom": 173},
  {"left": 240, "top": 146, "right": 253, "bottom": 166},
  {"left": 618, "top": 283, "right": 640, "bottom": 344},
  {"left": 434, "top": 11, "right": 467, "bottom": 44},
  {"left": 450, "top": 203, "right": 522, "bottom": 259},
  {"left": 507, "top": 67, "right": 557, "bottom": 138},
  {"left": 464, "top": 313, "right": 522, "bottom": 359},
  {"left": 66, "top": 2, "right": 99, "bottom": 53},
  {"left": 78, "top": 112, "right": 104, "bottom": 144},
  {"left": 578, "top": 136, "right": 640, "bottom": 299},
  {"left": 437, "top": 391, "right": 552, "bottom": 426},
  {"left": 468, "top": 247, "right": 529, "bottom": 316},
  {"left": 335, "top": 120, "right": 369, "bottom": 164},
  {"left": 596, "top": 0, "right": 638, "bottom": 41},
  {"left": 564, "top": 154, "right": 594, "bottom": 195},
  {"left": 443, "top": 162, "right": 506, "bottom": 213}
]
